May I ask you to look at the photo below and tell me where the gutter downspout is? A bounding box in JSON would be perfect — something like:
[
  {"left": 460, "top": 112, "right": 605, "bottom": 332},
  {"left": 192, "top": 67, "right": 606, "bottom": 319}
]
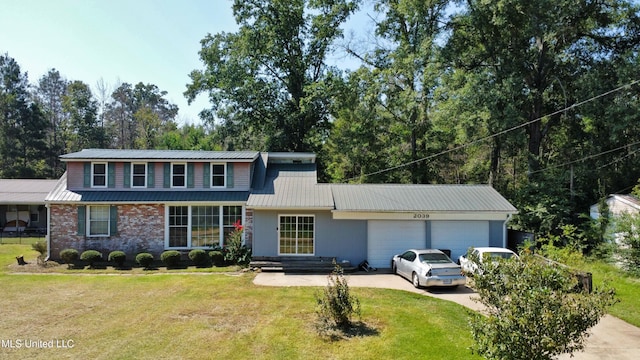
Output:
[{"left": 45, "top": 203, "right": 51, "bottom": 260}]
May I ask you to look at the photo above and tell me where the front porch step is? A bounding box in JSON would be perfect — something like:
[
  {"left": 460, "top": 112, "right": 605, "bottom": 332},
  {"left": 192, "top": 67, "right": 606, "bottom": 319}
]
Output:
[{"left": 250, "top": 256, "right": 356, "bottom": 273}]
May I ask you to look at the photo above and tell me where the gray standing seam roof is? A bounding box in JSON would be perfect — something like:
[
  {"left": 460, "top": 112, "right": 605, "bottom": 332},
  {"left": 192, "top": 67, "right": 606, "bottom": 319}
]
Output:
[
  {"left": 0, "top": 179, "right": 59, "bottom": 204},
  {"left": 60, "top": 149, "right": 260, "bottom": 161},
  {"left": 330, "top": 184, "right": 517, "bottom": 213}
]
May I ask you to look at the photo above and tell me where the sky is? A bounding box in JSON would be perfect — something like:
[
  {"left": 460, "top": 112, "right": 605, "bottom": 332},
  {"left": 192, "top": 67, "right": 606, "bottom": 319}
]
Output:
[{"left": 0, "top": 0, "right": 372, "bottom": 125}]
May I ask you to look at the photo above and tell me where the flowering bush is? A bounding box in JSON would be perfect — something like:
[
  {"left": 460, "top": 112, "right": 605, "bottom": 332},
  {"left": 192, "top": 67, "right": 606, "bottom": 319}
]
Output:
[{"left": 223, "top": 220, "right": 251, "bottom": 265}]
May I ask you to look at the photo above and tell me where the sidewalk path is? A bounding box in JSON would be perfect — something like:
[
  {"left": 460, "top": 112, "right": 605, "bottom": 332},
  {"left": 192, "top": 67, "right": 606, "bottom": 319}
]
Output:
[{"left": 254, "top": 271, "right": 640, "bottom": 360}]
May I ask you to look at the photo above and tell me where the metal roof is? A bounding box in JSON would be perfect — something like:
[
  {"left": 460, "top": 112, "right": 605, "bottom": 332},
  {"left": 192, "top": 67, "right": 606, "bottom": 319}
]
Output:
[
  {"left": 0, "top": 179, "right": 59, "bottom": 204},
  {"left": 247, "top": 164, "right": 334, "bottom": 209},
  {"left": 46, "top": 173, "right": 248, "bottom": 203},
  {"left": 60, "top": 149, "right": 260, "bottom": 162},
  {"left": 330, "top": 184, "right": 518, "bottom": 213}
]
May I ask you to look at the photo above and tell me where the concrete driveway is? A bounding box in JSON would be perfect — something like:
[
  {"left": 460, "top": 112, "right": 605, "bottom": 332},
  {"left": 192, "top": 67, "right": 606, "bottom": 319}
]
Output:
[{"left": 254, "top": 271, "right": 640, "bottom": 360}]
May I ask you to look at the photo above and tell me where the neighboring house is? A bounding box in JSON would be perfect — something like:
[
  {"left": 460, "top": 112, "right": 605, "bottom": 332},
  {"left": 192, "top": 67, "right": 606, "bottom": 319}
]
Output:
[
  {"left": 0, "top": 179, "right": 58, "bottom": 234},
  {"left": 590, "top": 194, "right": 640, "bottom": 220},
  {"left": 46, "top": 149, "right": 518, "bottom": 268}
]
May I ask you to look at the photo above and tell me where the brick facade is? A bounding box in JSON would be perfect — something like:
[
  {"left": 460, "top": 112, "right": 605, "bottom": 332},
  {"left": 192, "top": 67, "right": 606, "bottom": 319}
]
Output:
[{"left": 49, "top": 204, "right": 165, "bottom": 260}]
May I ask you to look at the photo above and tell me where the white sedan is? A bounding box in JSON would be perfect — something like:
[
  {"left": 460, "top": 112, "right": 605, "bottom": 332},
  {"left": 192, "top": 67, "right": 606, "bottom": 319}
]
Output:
[
  {"left": 391, "top": 249, "right": 466, "bottom": 288},
  {"left": 458, "top": 247, "right": 518, "bottom": 275}
]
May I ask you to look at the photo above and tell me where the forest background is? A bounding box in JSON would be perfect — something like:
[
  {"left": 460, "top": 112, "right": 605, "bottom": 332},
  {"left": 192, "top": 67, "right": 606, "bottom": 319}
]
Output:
[{"left": 2, "top": 0, "right": 640, "bottom": 246}]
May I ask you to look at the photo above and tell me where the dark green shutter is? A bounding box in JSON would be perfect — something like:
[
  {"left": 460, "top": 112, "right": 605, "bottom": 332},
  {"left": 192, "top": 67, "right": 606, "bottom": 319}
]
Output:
[
  {"left": 203, "top": 163, "right": 210, "bottom": 188},
  {"left": 83, "top": 163, "right": 91, "bottom": 188},
  {"left": 123, "top": 162, "right": 131, "bottom": 188},
  {"left": 110, "top": 206, "right": 118, "bottom": 236},
  {"left": 108, "top": 163, "right": 116, "bottom": 188},
  {"left": 227, "top": 163, "right": 234, "bottom": 189},
  {"left": 187, "top": 163, "right": 195, "bottom": 188},
  {"left": 147, "top": 162, "right": 155, "bottom": 188},
  {"left": 77, "top": 205, "right": 86, "bottom": 235},
  {"left": 163, "top": 163, "right": 170, "bottom": 188}
]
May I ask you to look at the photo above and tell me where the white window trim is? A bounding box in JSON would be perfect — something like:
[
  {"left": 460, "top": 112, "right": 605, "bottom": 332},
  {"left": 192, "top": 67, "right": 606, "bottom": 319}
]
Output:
[
  {"left": 171, "top": 162, "right": 187, "bottom": 188},
  {"left": 131, "top": 162, "right": 147, "bottom": 188},
  {"left": 211, "top": 162, "right": 226, "bottom": 188},
  {"left": 91, "top": 162, "right": 108, "bottom": 188},
  {"left": 164, "top": 204, "right": 245, "bottom": 249},
  {"left": 87, "top": 205, "right": 110, "bottom": 237},
  {"left": 278, "top": 214, "right": 315, "bottom": 256}
]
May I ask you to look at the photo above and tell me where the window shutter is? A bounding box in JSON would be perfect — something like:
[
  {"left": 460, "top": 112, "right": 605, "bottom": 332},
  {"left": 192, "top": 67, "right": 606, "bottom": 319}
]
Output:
[
  {"left": 108, "top": 163, "right": 116, "bottom": 188},
  {"left": 147, "top": 162, "right": 155, "bottom": 188},
  {"left": 83, "top": 163, "right": 91, "bottom": 188},
  {"left": 203, "top": 163, "right": 210, "bottom": 188},
  {"left": 77, "top": 205, "right": 86, "bottom": 236},
  {"left": 110, "top": 206, "right": 118, "bottom": 235},
  {"left": 163, "top": 163, "right": 170, "bottom": 188},
  {"left": 187, "top": 163, "right": 195, "bottom": 188},
  {"left": 227, "top": 163, "right": 234, "bottom": 189},
  {"left": 123, "top": 162, "right": 131, "bottom": 188}
]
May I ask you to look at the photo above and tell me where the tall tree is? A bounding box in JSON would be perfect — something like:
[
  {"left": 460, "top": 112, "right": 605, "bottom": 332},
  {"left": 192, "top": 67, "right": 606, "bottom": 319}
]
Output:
[
  {"left": 185, "top": 0, "right": 358, "bottom": 153},
  {"left": 0, "top": 53, "right": 49, "bottom": 178},
  {"left": 34, "top": 69, "right": 68, "bottom": 178},
  {"left": 63, "top": 81, "right": 108, "bottom": 152}
]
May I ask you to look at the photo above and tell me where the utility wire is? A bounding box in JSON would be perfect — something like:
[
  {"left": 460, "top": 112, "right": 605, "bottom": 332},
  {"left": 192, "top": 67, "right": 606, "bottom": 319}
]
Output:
[
  {"left": 348, "top": 79, "right": 640, "bottom": 181},
  {"left": 529, "top": 141, "right": 640, "bottom": 175}
]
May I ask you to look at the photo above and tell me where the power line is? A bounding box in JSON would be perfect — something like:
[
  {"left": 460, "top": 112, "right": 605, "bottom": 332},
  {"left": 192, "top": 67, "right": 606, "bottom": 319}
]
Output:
[
  {"left": 529, "top": 141, "right": 640, "bottom": 175},
  {"left": 348, "top": 79, "right": 640, "bottom": 181}
]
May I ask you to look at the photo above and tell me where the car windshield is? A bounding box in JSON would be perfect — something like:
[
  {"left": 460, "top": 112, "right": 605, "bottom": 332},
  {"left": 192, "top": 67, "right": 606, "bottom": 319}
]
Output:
[
  {"left": 485, "top": 252, "right": 515, "bottom": 260},
  {"left": 419, "top": 253, "right": 451, "bottom": 264}
]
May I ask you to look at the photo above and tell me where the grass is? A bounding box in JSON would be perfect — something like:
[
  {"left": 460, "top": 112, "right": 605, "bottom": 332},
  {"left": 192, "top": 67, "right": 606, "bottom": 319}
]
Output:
[
  {"left": 0, "top": 236, "right": 44, "bottom": 245},
  {"left": 0, "top": 245, "right": 481, "bottom": 360}
]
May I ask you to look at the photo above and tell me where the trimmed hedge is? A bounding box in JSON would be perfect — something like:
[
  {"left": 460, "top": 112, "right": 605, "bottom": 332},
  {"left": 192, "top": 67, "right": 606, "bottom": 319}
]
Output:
[
  {"left": 160, "top": 250, "right": 182, "bottom": 268},
  {"left": 135, "top": 252, "right": 154, "bottom": 270},
  {"left": 108, "top": 251, "right": 127, "bottom": 268},
  {"left": 80, "top": 250, "right": 103, "bottom": 269},
  {"left": 59, "top": 248, "right": 79, "bottom": 269},
  {"left": 210, "top": 250, "right": 225, "bottom": 267},
  {"left": 188, "top": 249, "right": 209, "bottom": 267}
]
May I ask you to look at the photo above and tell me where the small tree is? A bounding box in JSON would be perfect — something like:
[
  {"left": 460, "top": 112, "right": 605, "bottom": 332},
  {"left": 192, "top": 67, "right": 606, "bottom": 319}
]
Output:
[
  {"left": 610, "top": 212, "right": 640, "bottom": 275},
  {"left": 108, "top": 251, "right": 127, "bottom": 269},
  {"left": 31, "top": 241, "right": 47, "bottom": 266},
  {"left": 469, "top": 252, "right": 616, "bottom": 360},
  {"left": 135, "top": 252, "right": 155, "bottom": 270},
  {"left": 80, "top": 250, "right": 102, "bottom": 269},
  {"left": 315, "top": 262, "right": 361, "bottom": 335},
  {"left": 59, "top": 248, "right": 79, "bottom": 269}
]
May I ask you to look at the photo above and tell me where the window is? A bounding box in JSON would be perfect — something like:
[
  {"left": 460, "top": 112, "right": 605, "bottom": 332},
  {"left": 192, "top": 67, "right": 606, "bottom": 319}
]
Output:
[
  {"left": 211, "top": 163, "right": 226, "bottom": 187},
  {"left": 279, "top": 215, "right": 314, "bottom": 255},
  {"left": 92, "top": 163, "right": 107, "bottom": 188},
  {"left": 168, "top": 206, "right": 188, "bottom": 247},
  {"left": 166, "top": 205, "right": 243, "bottom": 248},
  {"left": 172, "top": 163, "right": 186, "bottom": 188},
  {"left": 191, "top": 206, "right": 220, "bottom": 247},
  {"left": 88, "top": 205, "right": 110, "bottom": 236},
  {"left": 132, "top": 163, "right": 147, "bottom": 188}
]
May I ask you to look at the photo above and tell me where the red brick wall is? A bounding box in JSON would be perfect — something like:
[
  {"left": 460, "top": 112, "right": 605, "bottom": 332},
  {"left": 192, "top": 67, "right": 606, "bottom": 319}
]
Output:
[{"left": 49, "top": 204, "right": 165, "bottom": 260}]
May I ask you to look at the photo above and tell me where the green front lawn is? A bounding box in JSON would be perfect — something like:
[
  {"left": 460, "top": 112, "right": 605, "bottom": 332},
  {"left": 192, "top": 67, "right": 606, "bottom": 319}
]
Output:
[{"left": 0, "top": 245, "right": 481, "bottom": 360}]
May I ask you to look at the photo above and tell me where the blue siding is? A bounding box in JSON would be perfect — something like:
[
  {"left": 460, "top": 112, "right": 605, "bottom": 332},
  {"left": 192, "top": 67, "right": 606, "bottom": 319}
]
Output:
[
  {"left": 489, "top": 220, "right": 506, "bottom": 247},
  {"left": 252, "top": 210, "right": 367, "bottom": 265}
]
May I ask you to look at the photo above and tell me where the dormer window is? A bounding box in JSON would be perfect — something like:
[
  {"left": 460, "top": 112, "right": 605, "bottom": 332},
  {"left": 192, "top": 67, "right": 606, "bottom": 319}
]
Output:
[
  {"left": 211, "top": 163, "right": 226, "bottom": 188},
  {"left": 92, "top": 162, "right": 107, "bottom": 188},
  {"left": 171, "top": 163, "right": 186, "bottom": 188},
  {"left": 131, "top": 163, "right": 147, "bottom": 188}
]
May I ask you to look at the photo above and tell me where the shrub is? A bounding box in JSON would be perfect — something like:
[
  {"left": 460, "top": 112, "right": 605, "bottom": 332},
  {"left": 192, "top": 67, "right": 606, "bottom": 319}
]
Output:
[
  {"left": 135, "top": 252, "right": 154, "bottom": 270},
  {"left": 160, "top": 250, "right": 182, "bottom": 268},
  {"left": 31, "top": 241, "right": 47, "bottom": 266},
  {"left": 80, "top": 250, "right": 103, "bottom": 269},
  {"left": 224, "top": 220, "right": 252, "bottom": 265},
  {"left": 315, "top": 262, "right": 361, "bottom": 335},
  {"left": 59, "top": 248, "right": 79, "bottom": 269},
  {"left": 209, "top": 250, "right": 225, "bottom": 267},
  {"left": 188, "top": 249, "right": 209, "bottom": 267},
  {"left": 108, "top": 251, "right": 127, "bottom": 268}
]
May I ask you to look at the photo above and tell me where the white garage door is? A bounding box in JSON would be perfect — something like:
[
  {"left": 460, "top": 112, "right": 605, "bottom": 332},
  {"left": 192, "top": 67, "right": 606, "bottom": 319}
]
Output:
[
  {"left": 367, "top": 220, "right": 426, "bottom": 269},
  {"left": 431, "top": 221, "right": 489, "bottom": 261}
]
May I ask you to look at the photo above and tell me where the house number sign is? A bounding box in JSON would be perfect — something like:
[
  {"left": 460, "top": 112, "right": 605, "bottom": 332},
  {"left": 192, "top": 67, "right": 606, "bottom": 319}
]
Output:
[{"left": 413, "top": 213, "right": 429, "bottom": 219}]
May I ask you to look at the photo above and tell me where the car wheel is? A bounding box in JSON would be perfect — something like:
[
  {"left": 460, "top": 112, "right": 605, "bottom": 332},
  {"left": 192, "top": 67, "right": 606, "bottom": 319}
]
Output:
[{"left": 412, "top": 272, "right": 421, "bottom": 288}]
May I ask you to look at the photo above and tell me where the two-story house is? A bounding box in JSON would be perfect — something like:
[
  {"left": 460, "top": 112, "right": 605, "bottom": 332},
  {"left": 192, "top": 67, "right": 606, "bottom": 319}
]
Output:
[{"left": 46, "top": 149, "right": 518, "bottom": 268}]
